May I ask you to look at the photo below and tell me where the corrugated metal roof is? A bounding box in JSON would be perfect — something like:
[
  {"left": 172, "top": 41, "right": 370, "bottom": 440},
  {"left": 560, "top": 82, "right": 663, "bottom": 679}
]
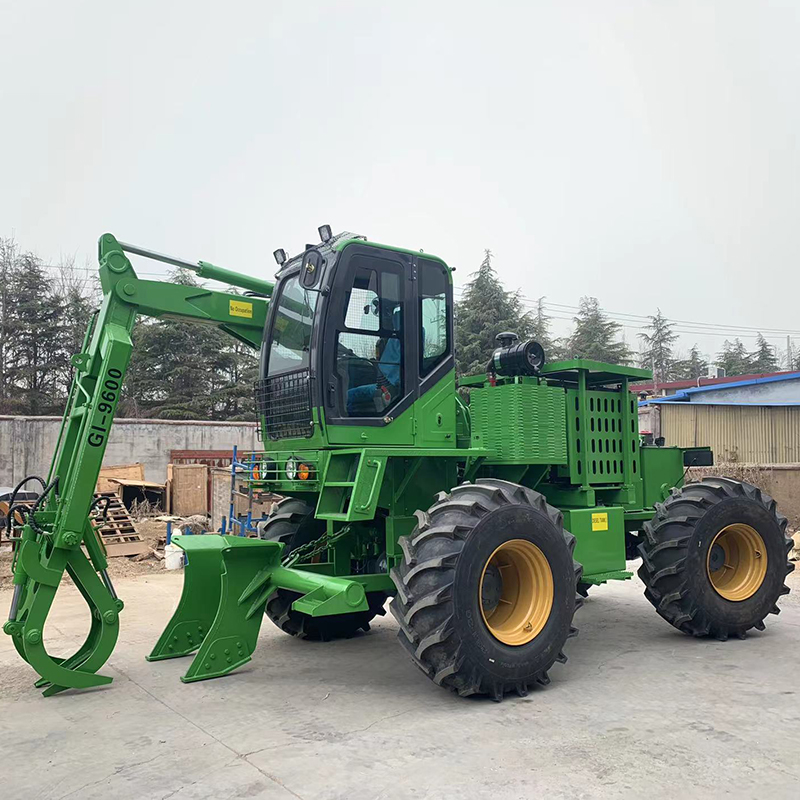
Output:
[
  {"left": 640, "top": 371, "right": 800, "bottom": 407},
  {"left": 630, "top": 370, "right": 794, "bottom": 393}
]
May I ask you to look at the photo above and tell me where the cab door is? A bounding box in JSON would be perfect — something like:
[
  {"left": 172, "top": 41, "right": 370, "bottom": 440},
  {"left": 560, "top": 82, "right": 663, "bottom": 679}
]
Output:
[{"left": 323, "top": 244, "right": 416, "bottom": 445}]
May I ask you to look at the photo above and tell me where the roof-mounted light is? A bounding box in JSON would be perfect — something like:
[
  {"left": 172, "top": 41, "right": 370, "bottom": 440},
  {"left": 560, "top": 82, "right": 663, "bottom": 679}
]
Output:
[{"left": 318, "top": 224, "right": 332, "bottom": 243}]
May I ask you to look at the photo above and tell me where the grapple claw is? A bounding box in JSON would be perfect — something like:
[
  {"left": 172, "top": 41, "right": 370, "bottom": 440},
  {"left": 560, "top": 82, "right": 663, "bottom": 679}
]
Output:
[{"left": 5, "top": 541, "right": 121, "bottom": 695}]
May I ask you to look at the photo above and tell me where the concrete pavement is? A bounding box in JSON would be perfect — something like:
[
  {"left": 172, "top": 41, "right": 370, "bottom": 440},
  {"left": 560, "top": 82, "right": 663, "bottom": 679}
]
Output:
[{"left": 2, "top": 568, "right": 799, "bottom": 799}]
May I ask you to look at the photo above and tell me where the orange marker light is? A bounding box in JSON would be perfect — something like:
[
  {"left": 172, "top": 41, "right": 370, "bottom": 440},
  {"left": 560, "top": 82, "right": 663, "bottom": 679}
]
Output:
[{"left": 298, "top": 464, "right": 311, "bottom": 481}]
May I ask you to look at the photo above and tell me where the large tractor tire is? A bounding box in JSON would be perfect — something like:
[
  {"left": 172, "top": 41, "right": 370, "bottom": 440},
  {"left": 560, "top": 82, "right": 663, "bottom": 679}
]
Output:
[
  {"left": 638, "top": 477, "right": 794, "bottom": 640},
  {"left": 390, "top": 479, "right": 583, "bottom": 700},
  {"left": 259, "top": 497, "right": 387, "bottom": 641}
]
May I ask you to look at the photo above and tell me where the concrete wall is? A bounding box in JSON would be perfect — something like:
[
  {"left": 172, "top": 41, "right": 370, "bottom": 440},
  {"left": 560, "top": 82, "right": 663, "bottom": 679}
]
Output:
[{"left": 0, "top": 416, "right": 258, "bottom": 487}]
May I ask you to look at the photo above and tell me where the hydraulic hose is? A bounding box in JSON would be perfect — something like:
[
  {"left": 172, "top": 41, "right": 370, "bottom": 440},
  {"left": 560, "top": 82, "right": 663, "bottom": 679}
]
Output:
[{"left": 4, "top": 475, "right": 47, "bottom": 538}]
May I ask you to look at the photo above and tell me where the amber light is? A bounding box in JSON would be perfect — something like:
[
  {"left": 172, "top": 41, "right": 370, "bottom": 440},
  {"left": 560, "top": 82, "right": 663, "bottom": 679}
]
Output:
[{"left": 298, "top": 464, "right": 311, "bottom": 481}]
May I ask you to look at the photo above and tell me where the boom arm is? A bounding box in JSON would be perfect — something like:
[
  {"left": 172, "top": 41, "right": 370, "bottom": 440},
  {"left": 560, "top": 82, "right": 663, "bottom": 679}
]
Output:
[{"left": 3, "top": 233, "right": 272, "bottom": 694}]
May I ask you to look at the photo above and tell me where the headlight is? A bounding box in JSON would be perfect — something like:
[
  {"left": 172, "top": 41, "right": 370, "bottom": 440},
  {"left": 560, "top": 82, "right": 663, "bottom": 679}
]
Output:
[{"left": 285, "top": 458, "right": 298, "bottom": 480}]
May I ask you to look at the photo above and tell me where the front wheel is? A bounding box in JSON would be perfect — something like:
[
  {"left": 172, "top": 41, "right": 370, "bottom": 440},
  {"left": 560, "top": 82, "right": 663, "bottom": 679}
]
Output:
[
  {"left": 638, "top": 477, "right": 794, "bottom": 640},
  {"left": 390, "top": 479, "right": 583, "bottom": 700},
  {"left": 259, "top": 497, "right": 387, "bottom": 640}
]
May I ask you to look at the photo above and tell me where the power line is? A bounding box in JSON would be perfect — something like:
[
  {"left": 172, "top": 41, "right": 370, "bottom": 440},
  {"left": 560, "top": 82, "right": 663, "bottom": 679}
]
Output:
[{"left": 452, "top": 286, "right": 800, "bottom": 341}]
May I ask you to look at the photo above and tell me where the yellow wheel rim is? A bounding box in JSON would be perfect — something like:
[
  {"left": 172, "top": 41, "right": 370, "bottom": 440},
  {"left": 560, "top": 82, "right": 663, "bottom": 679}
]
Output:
[
  {"left": 706, "top": 523, "right": 768, "bottom": 601},
  {"left": 479, "top": 539, "right": 554, "bottom": 646}
]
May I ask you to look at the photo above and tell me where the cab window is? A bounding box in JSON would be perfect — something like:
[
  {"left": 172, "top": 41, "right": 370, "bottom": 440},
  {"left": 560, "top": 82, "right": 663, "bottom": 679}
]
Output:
[
  {"left": 419, "top": 259, "right": 450, "bottom": 376},
  {"left": 335, "top": 257, "right": 404, "bottom": 417}
]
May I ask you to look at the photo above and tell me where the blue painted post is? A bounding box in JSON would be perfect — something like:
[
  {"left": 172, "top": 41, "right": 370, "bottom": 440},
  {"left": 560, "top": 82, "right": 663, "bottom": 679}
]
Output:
[{"left": 228, "top": 445, "right": 238, "bottom": 535}]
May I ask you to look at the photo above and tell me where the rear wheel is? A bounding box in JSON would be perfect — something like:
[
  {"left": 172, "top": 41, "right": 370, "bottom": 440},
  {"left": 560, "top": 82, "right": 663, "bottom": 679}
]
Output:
[
  {"left": 390, "top": 479, "right": 583, "bottom": 700},
  {"left": 259, "top": 497, "right": 387, "bottom": 640},
  {"left": 638, "top": 477, "right": 794, "bottom": 640}
]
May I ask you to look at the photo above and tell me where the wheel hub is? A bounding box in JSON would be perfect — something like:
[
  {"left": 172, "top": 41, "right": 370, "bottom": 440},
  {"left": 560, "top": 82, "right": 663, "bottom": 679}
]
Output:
[
  {"left": 479, "top": 539, "right": 554, "bottom": 646},
  {"left": 481, "top": 564, "right": 503, "bottom": 613},
  {"left": 708, "top": 543, "right": 725, "bottom": 572},
  {"left": 706, "top": 523, "right": 768, "bottom": 602}
]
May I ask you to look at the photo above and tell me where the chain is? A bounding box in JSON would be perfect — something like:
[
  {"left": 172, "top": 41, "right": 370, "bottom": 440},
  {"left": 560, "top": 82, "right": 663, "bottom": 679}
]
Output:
[{"left": 282, "top": 524, "right": 352, "bottom": 567}]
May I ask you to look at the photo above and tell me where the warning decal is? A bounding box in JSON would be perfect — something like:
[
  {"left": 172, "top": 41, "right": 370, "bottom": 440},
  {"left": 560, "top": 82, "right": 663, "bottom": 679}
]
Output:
[{"left": 591, "top": 512, "right": 609, "bottom": 531}]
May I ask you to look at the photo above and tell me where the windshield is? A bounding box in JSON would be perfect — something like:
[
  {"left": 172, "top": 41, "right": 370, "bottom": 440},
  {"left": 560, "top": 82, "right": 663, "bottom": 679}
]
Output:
[{"left": 267, "top": 274, "right": 318, "bottom": 376}]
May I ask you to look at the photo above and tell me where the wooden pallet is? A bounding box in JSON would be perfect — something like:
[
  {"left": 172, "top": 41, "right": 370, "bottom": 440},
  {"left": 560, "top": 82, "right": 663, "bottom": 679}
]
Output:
[{"left": 91, "top": 491, "right": 148, "bottom": 558}]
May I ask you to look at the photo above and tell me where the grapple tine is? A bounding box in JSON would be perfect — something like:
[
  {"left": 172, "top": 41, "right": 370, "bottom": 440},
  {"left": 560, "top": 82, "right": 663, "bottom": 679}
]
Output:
[
  {"left": 4, "top": 527, "right": 123, "bottom": 695},
  {"left": 33, "top": 561, "right": 110, "bottom": 691}
]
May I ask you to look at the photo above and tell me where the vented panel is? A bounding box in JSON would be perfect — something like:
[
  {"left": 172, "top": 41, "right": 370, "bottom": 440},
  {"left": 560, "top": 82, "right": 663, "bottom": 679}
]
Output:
[
  {"left": 470, "top": 382, "right": 567, "bottom": 464},
  {"left": 560, "top": 388, "right": 639, "bottom": 485}
]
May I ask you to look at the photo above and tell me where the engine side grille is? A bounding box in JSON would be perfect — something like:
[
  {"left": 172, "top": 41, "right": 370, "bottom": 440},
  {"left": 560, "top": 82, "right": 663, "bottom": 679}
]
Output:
[{"left": 254, "top": 369, "right": 313, "bottom": 441}]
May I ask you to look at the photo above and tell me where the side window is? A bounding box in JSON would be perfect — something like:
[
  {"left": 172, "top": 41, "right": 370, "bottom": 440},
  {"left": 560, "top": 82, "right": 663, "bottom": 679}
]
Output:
[
  {"left": 344, "top": 267, "right": 379, "bottom": 331},
  {"left": 419, "top": 259, "right": 450, "bottom": 376},
  {"left": 336, "top": 256, "right": 404, "bottom": 417}
]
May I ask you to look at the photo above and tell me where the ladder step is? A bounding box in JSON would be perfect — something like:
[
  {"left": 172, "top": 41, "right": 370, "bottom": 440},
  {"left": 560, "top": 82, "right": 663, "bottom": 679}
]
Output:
[{"left": 324, "top": 481, "right": 355, "bottom": 487}]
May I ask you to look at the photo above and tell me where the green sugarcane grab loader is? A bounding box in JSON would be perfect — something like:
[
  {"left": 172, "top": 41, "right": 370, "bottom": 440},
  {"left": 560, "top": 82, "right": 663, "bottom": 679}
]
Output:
[{"left": 3, "top": 228, "right": 794, "bottom": 699}]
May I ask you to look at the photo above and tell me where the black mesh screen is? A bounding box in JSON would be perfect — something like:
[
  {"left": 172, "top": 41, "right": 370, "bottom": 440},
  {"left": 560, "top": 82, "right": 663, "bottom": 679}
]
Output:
[{"left": 254, "top": 369, "right": 313, "bottom": 440}]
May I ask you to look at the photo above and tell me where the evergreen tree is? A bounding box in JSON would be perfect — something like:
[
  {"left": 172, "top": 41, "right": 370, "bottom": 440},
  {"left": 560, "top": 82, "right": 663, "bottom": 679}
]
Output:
[
  {"left": 716, "top": 339, "right": 752, "bottom": 377},
  {"left": 454, "top": 250, "right": 534, "bottom": 376},
  {"left": 54, "top": 258, "right": 99, "bottom": 403},
  {"left": 0, "top": 238, "right": 19, "bottom": 413},
  {"left": 749, "top": 333, "right": 779, "bottom": 373},
  {"left": 638, "top": 309, "right": 677, "bottom": 384},
  {"left": 673, "top": 345, "right": 709, "bottom": 380},
  {"left": 5, "top": 251, "right": 65, "bottom": 414},
  {"left": 565, "top": 296, "right": 630, "bottom": 365},
  {"left": 121, "top": 269, "right": 235, "bottom": 419},
  {"left": 529, "top": 297, "right": 556, "bottom": 355}
]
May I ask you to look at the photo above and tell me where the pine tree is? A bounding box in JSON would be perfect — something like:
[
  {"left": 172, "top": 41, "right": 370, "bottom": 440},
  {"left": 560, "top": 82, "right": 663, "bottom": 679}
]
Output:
[
  {"left": 454, "top": 250, "right": 534, "bottom": 376},
  {"left": 121, "top": 269, "right": 233, "bottom": 419},
  {"left": 716, "top": 339, "right": 752, "bottom": 377},
  {"left": 54, "top": 257, "right": 99, "bottom": 405},
  {"left": 5, "top": 251, "right": 65, "bottom": 414},
  {"left": 673, "top": 345, "right": 708, "bottom": 380},
  {"left": 529, "top": 297, "right": 556, "bottom": 355},
  {"left": 749, "top": 333, "right": 779, "bottom": 373},
  {"left": 0, "top": 238, "right": 19, "bottom": 413},
  {"left": 565, "top": 297, "right": 630, "bottom": 365},
  {"left": 638, "top": 309, "right": 677, "bottom": 384}
]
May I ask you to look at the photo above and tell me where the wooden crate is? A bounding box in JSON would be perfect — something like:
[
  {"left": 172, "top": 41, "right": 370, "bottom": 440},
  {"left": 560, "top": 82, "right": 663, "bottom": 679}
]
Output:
[
  {"left": 170, "top": 464, "right": 209, "bottom": 517},
  {"left": 96, "top": 462, "right": 145, "bottom": 493}
]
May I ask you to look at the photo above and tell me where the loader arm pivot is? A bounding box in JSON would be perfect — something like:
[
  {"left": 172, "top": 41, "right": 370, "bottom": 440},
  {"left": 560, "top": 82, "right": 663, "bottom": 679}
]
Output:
[{"left": 2, "top": 233, "right": 272, "bottom": 694}]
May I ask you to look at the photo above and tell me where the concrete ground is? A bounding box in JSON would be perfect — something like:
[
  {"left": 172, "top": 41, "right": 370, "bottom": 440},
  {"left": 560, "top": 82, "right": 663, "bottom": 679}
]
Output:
[{"left": 2, "top": 567, "right": 799, "bottom": 800}]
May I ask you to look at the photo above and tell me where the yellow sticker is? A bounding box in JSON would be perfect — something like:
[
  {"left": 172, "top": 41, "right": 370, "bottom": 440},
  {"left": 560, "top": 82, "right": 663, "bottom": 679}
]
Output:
[
  {"left": 591, "top": 512, "right": 608, "bottom": 531},
  {"left": 229, "top": 299, "right": 253, "bottom": 319}
]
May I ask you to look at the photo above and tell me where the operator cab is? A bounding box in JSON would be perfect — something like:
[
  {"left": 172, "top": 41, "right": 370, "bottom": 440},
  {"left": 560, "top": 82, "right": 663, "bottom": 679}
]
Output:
[{"left": 256, "top": 227, "right": 454, "bottom": 443}]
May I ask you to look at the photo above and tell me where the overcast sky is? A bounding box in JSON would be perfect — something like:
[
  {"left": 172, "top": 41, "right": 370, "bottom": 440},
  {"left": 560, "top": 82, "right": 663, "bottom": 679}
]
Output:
[{"left": 2, "top": 1, "right": 799, "bottom": 362}]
